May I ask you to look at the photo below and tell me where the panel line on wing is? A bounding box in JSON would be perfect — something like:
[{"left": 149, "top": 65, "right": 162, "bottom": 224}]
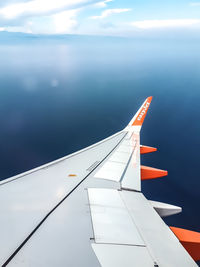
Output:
[{"left": 91, "top": 242, "right": 146, "bottom": 247}]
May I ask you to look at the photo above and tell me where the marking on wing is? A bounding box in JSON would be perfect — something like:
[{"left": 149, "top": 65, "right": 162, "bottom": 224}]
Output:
[{"left": 87, "top": 161, "right": 101, "bottom": 172}]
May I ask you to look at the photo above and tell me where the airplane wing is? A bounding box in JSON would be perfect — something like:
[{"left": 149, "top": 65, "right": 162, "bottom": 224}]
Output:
[{"left": 0, "top": 97, "right": 199, "bottom": 266}]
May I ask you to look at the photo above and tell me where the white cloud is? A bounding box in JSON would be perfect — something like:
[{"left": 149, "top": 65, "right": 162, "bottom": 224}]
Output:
[
  {"left": 53, "top": 9, "right": 78, "bottom": 34},
  {"left": 0, "top": 0, "right": 97, "bottom": 19},
  {"left": 10, "top": 9, "right": 79, "bottom": 34},
  {"left": 2, "top": 24, "right": 33, "bottom": 33},
  {"left": 93, "top": 0, "right": 113, "bottom": 8},
  {"left": 0, "top": 27, "right": 5, "bottom": 31},
  {"left": 131, "top": 19, "right": 200, "bottom": 29},
  {"left": 90, "top": 8, "right": 131, "bottom": 19},
  {"left": 190, "top": 2, "right": 200, "bottom": 6},
  {"left": 0, "top": 0, "right": 99, "bottom": 34}
]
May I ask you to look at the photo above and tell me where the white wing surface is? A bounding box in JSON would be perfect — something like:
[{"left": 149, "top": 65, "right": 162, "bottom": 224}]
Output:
[{"left": 0, "top": 97, "right": 199, "bottom": 266}]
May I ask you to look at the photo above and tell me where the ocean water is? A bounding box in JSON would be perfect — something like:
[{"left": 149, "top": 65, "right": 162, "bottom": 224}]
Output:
[{"left": 0, "top": 34, "right": 200, "bottom": 235}]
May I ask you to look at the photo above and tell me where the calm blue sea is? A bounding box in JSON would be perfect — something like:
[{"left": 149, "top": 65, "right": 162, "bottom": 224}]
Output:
[{"left": 0, "top": 34, "right": 199, "bottom": 234}]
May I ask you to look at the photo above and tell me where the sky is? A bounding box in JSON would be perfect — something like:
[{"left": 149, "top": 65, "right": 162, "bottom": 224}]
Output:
[{"left": 0, "top": 0, "right": 200, "bottom": 36}]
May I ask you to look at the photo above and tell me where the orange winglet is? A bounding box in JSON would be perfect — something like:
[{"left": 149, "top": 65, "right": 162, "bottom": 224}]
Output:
[
  {"left": 141, "top": 165, "right": 168, "bottom": 180},
  {"left": 140, "top": 145, "right": 157, "bottom": 154},
  {"left": 132, "top": 96, "right": 153, "bottom": 126},
  {"left": 170, "top": 227, "right": 200, "bottom": 261}
]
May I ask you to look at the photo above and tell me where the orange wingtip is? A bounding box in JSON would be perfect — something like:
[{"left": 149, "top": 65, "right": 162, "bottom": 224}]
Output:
[
  {"left": 170, "top": 227, "right": 200, "bottom": 261},
  {"left": 141, "top": 165, "right": 168, "bottom": 180},
  {"left": 140, "top": 145, "right": 157, "bottom": 154},
  {"left": 68, "top": 174, "right": 77, "bottom": 177},
  {"left": 132, "top": 96, "right": 153, "bottom": 126}
]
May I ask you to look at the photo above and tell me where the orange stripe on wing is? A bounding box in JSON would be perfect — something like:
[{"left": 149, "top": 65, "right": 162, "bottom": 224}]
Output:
[{"left": 132, "top": 96, "right": 153, "bottom": 126}]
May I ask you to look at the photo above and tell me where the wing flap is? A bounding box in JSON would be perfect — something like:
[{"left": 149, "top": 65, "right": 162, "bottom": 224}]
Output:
[
  {"left": 92, "top": 244, "right": 154, "bottom": 267},
  {"left": 88, "top": 188, "right": 144, "bottom": 245}
]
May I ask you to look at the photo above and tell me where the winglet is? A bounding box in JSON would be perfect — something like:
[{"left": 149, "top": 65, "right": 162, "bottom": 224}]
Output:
[
  {"left": 125, "top": 96, "right": 153, "bottom": 132},
  {"left": 170, "top": 227, "right": 200, "bottom": 261},
  {"left": 132, "top": 96, "right": 153, "bottom": 126}
]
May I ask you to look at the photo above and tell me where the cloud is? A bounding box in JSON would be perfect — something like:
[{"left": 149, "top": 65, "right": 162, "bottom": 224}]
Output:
[
  {"left": 131, "top": 19, "right": 200, "bottom": 29},
  {"left": 4, "top": 9, "right": 79, "bottom": 34},
  {"left": 53, "top": 9, "right": 78, "bottom": 34},
  {"left": 190, "top": 2, "right": 200, "bottom": 6},
  {"left": 100, "top": 21, "right": 115, "bottom": 29},
  {"left": 0, "top": 0, "right": 100, "bottom": 33},
  {"left": 90, "top": 8, "right": 131, "bottom": 19},
  {"left": 93, "top": 0, "right": 113, "bottom": 8},
  {"left": 0, "top": 0, "right": 97, "bottom": 20}
]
